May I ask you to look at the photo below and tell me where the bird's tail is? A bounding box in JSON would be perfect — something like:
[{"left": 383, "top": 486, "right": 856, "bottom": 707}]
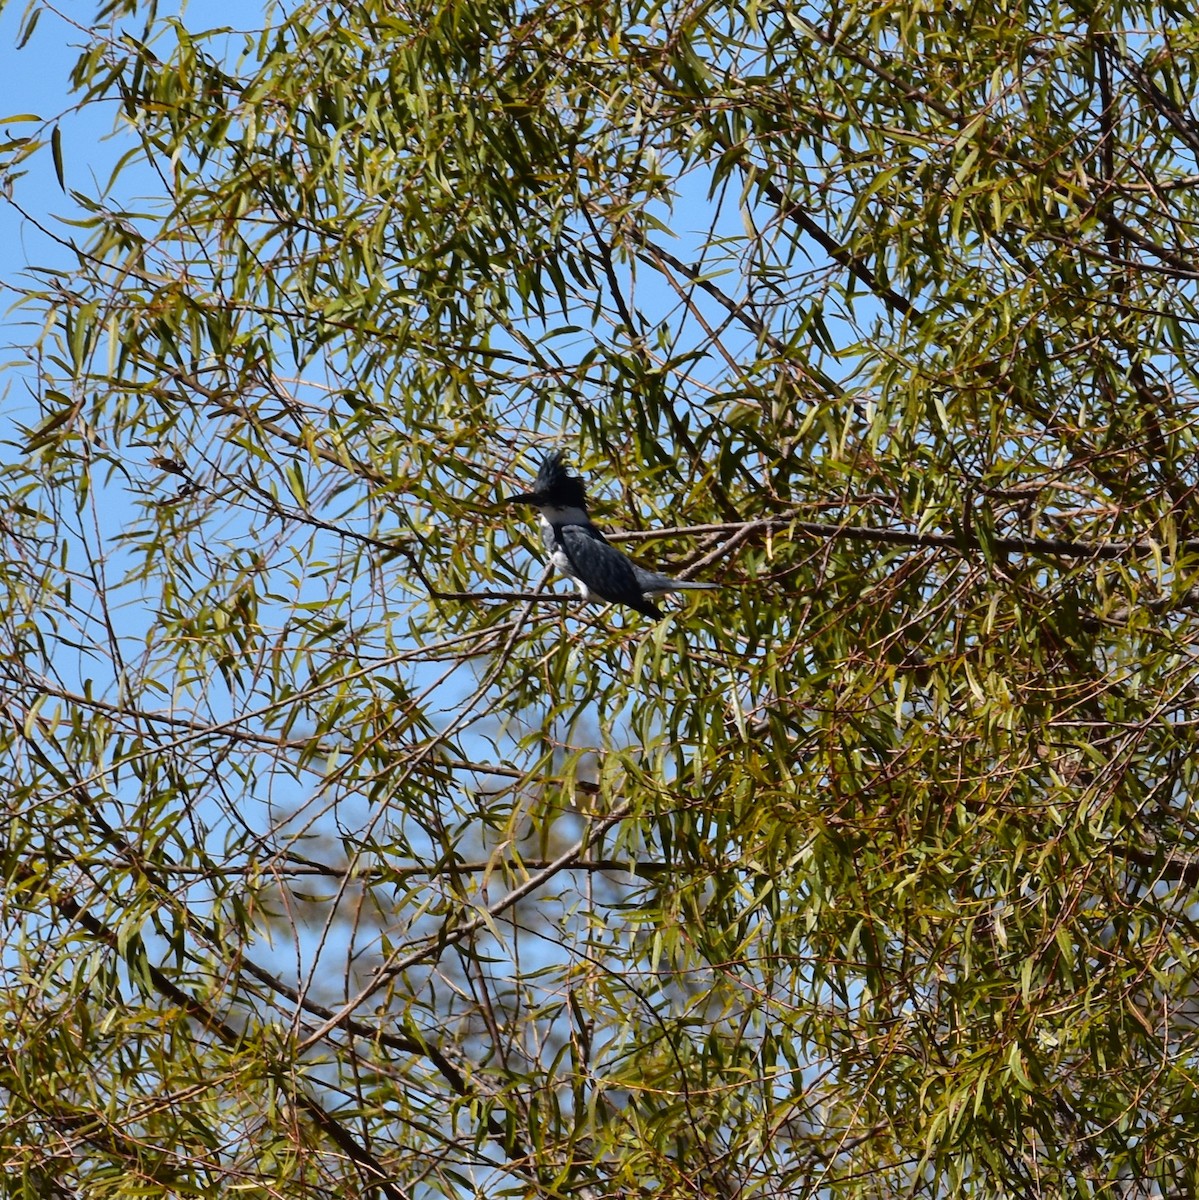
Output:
[
  {"left": 636, "top": 568, "right": 722, "bottom": 596},
  {"left": 670, "top": 579, "right": 720, "bottom": 591}
]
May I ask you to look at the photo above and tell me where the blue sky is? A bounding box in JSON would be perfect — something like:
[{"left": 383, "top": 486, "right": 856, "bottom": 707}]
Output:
[
  {"left": 1, "top": 5, "right": 122, "bottom": 249},
  {"left": 2, "top": 5, "right": 78, "bottom": 417},
  {"left": 1, "top": 4, "right": 269, "bottom": 408},
  {"left": 1, "top": 4, "right": 143, "bottom": 422}
]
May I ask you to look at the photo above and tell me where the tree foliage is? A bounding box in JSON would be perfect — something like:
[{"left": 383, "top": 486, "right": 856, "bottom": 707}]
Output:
[{"left": 3, "top": 0, "right": 1199, "bottom": 1194}]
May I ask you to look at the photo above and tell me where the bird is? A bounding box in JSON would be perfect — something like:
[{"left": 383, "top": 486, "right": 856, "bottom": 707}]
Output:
[{"left": 506, "top": 450, "right": 719, "bottom": 618}]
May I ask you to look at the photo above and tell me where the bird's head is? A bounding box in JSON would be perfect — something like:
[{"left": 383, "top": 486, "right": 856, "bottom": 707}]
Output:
[{"left": 505, "top": 450, "right": 589, "bottom": 514}]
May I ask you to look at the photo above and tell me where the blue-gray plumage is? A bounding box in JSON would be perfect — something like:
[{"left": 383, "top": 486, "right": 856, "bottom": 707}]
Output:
[{"left": 506, "top": 451, "right": 719, "bottom": 618}]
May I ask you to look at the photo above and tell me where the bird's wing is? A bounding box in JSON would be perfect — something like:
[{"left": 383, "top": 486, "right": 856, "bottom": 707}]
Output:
[{"left": 557, "top": 524, "right": 661, "bottom": 615}]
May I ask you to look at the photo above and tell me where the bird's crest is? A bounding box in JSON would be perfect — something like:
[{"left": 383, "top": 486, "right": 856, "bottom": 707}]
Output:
[
  {"left": 530, "top": 450, "right": 588, "bottom": 509},
  {"left": 535, "top": 450, "right": 577, "bottom": 495}
]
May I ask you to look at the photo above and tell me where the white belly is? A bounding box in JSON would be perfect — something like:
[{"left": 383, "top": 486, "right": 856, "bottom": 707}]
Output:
[{"left": 540, "top": 517, "right": 591, "bottom": 599}]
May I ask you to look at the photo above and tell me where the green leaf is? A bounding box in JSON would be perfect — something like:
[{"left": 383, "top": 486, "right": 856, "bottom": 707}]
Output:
[{"left": 50, "top": 122, "right": 64, "bottom": 190}]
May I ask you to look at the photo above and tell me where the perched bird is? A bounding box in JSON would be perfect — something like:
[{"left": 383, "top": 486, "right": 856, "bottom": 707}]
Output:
[{"left": 506, "top": 450, "right": 719, "bottom": 618}]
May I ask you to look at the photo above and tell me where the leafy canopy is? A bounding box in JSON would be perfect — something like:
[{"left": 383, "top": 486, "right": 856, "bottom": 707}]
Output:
[{"left": 3, "top": 0, "right": 1199, "bottom": 1195}]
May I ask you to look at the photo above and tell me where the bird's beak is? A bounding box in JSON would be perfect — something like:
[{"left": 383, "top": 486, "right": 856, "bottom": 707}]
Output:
[{"left": 504, "top": 492, "right": 539, "bottom": 506}]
